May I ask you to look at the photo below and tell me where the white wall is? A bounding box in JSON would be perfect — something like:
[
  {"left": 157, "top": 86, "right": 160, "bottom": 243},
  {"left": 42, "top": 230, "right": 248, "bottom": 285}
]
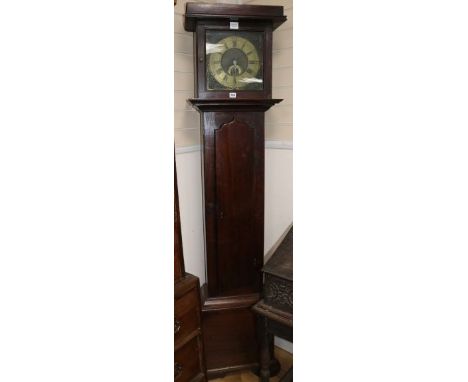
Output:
[
  {"left": 175, "top": 147, "right": 206, "bottom": 285},
  {"left": 264, "top": 146, "right": 293, "bottom": 254}
]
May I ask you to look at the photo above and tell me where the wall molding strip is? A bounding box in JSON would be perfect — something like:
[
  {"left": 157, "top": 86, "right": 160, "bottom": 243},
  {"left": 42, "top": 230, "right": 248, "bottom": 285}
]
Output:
[{"left": 175, "top": 140, "right": 293, "bottom": 155}]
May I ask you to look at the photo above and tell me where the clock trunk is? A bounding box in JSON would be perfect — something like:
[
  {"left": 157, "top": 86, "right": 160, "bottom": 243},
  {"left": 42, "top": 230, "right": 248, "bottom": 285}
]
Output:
[
  {"left": 190, "top": 99, "right": 281, "bottom": 378},
  {"left": 202, "top": 111, "right": 264, "bottom": 297}
]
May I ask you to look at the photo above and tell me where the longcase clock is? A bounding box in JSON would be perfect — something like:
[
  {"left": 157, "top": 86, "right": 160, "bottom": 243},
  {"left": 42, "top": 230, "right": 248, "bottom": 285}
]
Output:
[{"left": 184, "top": 3, "right": 286, "bottom": 378}]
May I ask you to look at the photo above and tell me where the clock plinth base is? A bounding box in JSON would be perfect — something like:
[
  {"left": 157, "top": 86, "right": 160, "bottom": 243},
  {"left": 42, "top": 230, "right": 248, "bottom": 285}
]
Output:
[
  {"left": 205, "top": 360, "right": 280, "bottom": 380},
  {"left": 201, "top": 293, "right": 279, "bottom": 379},
  {"left": 201, "top": 293, "right": 258, "bottom": 376}
]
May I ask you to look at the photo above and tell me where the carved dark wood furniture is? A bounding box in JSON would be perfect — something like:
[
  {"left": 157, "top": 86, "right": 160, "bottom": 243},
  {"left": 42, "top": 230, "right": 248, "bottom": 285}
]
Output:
[
  {"left": 253, "top": 226, "right": 293, "bottom": 382},
  {"left": 184, "top": 3, "right": 286, "bottom": 378},
  {"left": 175, "top": 165, "right": 207, "bottom": 382}
]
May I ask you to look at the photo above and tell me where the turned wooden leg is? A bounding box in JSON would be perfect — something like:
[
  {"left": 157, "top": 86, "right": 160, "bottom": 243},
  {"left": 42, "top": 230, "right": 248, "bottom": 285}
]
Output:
[{"left": 258, "top": 315, "right": 272, "bottom": 382}]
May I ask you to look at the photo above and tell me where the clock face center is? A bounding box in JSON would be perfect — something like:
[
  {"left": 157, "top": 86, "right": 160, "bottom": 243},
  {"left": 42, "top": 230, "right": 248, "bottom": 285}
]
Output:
[{"left": 221, "top": 48, "right": 248, "bottom": 75}]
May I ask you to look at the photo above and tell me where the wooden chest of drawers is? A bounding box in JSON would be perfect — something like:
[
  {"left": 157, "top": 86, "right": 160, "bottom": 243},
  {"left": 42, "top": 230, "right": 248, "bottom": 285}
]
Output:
[{"left": 174, "top": 274, "right": 207, "bottom": 382}]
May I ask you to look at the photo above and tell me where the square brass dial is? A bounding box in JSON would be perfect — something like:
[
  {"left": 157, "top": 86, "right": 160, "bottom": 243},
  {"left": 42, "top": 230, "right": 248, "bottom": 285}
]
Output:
[{"left": 205, "top": 30, "right": 264, "bottom": 91}]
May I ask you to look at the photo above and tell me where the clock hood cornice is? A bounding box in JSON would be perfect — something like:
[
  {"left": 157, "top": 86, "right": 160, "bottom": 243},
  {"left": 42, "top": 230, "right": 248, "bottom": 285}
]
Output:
[{"left": 184, "top": 2, "right": 287, "bottom": 31}]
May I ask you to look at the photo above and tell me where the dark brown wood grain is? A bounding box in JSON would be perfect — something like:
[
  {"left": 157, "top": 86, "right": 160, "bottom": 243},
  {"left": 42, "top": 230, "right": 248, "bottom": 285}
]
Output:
[
  {"left": 215, "top": 117, "right": 260, "bottom": 296},
  {"left": 174, "top": 162, "right": 185, "bottom": 281},
  {"left": 202, "top": 290, "right": 260, "bottom": 311},
  {"left": 184, "top": 3, "right": 287, "bottom": 31},
  {"left": 174, "top": 274, "right": 208, "bottom": 381},
  {"left": 199, "top": 109, "right": 265, "bottom": 298},
  {"left": 174, "top": 335, "right": 204, "bottom": 382},
  {"left": 189, "top": 98, "right": 282, "bottom": 112},
  {"left": 202, "top": 307, "right": 258, "bottom": 378},
  {"left": 175, "top": 287, "right": 200, "bottom": 347},
  {"left": 200, "top": 291, "right": 274, "bottom": 378}
]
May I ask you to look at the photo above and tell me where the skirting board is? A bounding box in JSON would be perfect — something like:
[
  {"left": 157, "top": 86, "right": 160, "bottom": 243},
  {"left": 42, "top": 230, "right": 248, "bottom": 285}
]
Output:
[{"left": 276, "top": 338, "right": 293, "bottom": 354}]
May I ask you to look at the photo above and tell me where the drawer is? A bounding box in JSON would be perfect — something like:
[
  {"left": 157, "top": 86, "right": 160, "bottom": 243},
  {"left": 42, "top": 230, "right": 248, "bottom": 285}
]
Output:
[
  {"left": 174, "top": 336, "right": 203, "bottom": 382},
  {"left": 175, "top": 287, "right": 200, "bottom": 342}
]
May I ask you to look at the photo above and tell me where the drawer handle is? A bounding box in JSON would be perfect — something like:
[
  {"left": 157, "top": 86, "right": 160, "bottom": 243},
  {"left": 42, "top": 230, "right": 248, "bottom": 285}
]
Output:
[
  {"left": 174, "top": 362, "right": 183, "bottom": 378},
  {"left": 174, "top": 319, "right": 182, "bottom": 334}
]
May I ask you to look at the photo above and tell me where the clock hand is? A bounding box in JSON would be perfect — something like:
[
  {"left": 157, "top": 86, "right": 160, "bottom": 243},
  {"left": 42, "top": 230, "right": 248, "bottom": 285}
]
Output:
[
  {"left": 233, "top": 60, "right": 240, "bottom": 74},
  {"left": 233, "top": 61, "right": 237, "bottom": 85},
  {"left": 229, "top": 60, "right": 241, "bottom": 75},
  {"left": 230, "top": 59, "right": 239, "bottom": 88}
]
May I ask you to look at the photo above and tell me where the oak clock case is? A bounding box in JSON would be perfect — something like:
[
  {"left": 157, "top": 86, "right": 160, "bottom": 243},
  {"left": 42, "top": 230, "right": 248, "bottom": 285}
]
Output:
[{"left": 184, "top": 3, "right": 286, "bottom": 379}]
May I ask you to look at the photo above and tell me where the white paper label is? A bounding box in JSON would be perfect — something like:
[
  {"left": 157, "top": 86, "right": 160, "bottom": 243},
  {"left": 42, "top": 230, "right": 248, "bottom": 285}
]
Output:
[
  {"left": 229, "top": 92, "right": 237, "bottom": 98},
  {"left": 229, "top": 21, "right": 239, "bottom": 30}
]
